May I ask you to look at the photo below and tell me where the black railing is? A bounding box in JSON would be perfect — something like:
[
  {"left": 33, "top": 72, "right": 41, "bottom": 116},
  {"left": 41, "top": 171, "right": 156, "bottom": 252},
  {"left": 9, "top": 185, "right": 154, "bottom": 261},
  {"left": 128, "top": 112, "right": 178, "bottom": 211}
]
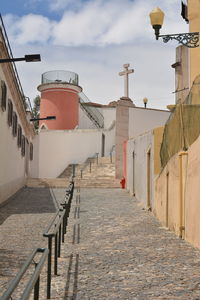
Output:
[
  {"left": 79, "top": 92, "right": 104, "bottom": 128},
  {"left": 0, "top": 179, "right": 75, "bottom": 300},
  {"left": 80, "top": 153, "right": 99, "bottom": 178},
  {"left": 43, "top": 179, "right": 74, "bottom": 299},
  {"left": 0, "top": 248, "right": 48, "bottom": 300}
]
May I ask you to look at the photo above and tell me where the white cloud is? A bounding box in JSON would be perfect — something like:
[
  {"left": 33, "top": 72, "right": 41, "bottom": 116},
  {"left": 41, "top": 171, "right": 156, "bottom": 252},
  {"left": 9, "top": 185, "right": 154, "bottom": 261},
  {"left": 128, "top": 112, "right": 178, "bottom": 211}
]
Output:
[
  {"left": 4, "top": 0, "right": 188, "bottom": 47},
  {"left": 3, "top": 14, "right": 54, "bottom": 44},
  {"left": 2, "top": 0, "right": 189, "bottom": 110}
]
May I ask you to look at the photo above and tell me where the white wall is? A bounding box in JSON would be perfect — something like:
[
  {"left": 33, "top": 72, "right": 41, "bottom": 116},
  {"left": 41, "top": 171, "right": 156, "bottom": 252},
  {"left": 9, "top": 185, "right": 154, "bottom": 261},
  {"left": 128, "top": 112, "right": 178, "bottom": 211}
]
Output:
[
  {"left": 37, "top": 125, "right": 115, "bottom": 178},
  {"left": 29, "top": 134, "right": 40, "bottom": 178},
  {"left": 0, "top": 69, "right": 27, "bottom": 204},
  {"left": 126, "top": 131, "right": 154, "bottom": 209},
  {"left": 129, "top": 107, "right": 170, "bottom": 139},
  {"left": 78, "top": 106, "right": 97, "bottom": 129},
  {"left": 101, "top": 107, "right": 116, "bottom": 129},
  {"left": 78, "top": 105, "right": 116, "bottom": 130}
]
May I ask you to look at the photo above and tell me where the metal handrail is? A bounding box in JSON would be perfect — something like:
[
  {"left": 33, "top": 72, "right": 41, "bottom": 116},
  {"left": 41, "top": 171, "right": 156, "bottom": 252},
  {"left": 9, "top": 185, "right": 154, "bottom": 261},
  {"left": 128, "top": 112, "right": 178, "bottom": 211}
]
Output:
[
  {"left": 79, "top": 92, "right": 104, "bottom": 128},
  {"left": 80, "top": 153, "right": 99, "bottom": 178},
  {"left": 0, "top": 248, "right": 48, "bottom": 300},
  {"left": 43, "top": 179, "right": 74, "bottom": 299},
  {"left": 1, "top": 179, "right": 75, "bottom": 300},
  {"left": 110, "top": 145, "right": 115, "bottom": 163}
]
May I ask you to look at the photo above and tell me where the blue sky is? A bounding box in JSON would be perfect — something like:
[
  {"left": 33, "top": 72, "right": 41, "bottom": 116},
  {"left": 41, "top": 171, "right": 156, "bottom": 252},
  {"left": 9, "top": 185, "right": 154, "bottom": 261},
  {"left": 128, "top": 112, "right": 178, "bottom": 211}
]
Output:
[{"left": 1, "top": 0, "right": 188, "bottom": 109}]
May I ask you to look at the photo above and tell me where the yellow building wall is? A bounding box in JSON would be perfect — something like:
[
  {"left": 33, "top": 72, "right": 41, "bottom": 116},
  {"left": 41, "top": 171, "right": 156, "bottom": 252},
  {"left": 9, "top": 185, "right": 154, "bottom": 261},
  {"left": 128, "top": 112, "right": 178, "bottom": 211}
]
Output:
[
  {"left": 155, "top": 154, "right": 180, "bottom": 236},
  {"left": 155, "top": 133, "right": 200, "bottom": 249},
  {"left": 185, "top": 135, "right": 200, "bottom": 248},
  {"left": 188, "top": 0, "right": 200, "bottom": 88}
]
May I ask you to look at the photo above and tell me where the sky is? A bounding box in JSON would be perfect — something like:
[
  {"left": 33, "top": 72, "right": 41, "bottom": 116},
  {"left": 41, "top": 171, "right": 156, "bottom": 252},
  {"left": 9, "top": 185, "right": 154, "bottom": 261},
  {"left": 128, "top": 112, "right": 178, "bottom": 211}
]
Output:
[{"left": 1, "top": 0, "right": 189, "bottom": 109}]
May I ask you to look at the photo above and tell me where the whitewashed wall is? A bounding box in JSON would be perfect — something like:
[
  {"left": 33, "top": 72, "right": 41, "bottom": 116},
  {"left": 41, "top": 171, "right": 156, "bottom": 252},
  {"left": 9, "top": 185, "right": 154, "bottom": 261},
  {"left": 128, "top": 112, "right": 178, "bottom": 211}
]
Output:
[
  {"left": 101, "top": 107, "right": 116, "bottom": 129},
  {"left": 126, "top": 131, "right": 154, "bottom": 208},
  {"left": 0, "top": 68, "right": 27, "bottom": 204},
  {"left": 78, "top": 105, "right": 116, "bottom": 130},
  {"left": 78, "top": 106, "right": 97, "bottom": 129},
  {"left": 29, "top": 135, "right": 40, "bottom": 178},
  {"left": 129, "top": 107, "right": 170, "bottom": 139},
  {"left": 37, "top": 125, "right": 115, "bottom": 178}
]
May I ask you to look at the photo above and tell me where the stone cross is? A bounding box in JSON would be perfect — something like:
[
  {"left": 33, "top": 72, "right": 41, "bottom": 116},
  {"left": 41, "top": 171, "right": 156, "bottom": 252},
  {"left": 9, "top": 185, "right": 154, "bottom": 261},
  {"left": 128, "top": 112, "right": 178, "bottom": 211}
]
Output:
[{"left": 119, "top": 64, "right": 134, "bottom": 98}]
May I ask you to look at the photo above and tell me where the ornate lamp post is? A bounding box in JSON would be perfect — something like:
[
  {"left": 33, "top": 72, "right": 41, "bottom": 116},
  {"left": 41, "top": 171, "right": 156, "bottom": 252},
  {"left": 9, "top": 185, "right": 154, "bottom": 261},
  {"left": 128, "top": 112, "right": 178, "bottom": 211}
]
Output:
[
  {"left": 149, "top": 7, "right": 199, "bottom": 48},
  {"left": 143, "top": 97, "right": 148, "bottom": 108}
]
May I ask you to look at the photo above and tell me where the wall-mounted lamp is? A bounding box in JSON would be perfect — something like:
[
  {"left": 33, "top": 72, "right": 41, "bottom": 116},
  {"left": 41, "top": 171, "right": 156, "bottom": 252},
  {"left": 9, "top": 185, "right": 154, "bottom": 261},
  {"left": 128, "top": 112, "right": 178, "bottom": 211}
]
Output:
[
  {"left": 149, "top": 7, "right": 199, "bottom": 48},
  {"left": 0, "top": 54, "right": 41, "bottom": 63},
  {"left": 143, "top": 97, "right": 148, "bottom": 108},
  {"left": 30, "top": 116, "right": 56, "bottom": 122}
]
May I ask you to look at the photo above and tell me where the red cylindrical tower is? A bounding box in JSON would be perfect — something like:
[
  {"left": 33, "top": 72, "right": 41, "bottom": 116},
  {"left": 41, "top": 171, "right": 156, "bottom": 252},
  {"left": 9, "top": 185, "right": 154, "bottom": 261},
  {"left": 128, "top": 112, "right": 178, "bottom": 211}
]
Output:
[{"left": 37, "top": 70, "right": 82, "bottom": 130}]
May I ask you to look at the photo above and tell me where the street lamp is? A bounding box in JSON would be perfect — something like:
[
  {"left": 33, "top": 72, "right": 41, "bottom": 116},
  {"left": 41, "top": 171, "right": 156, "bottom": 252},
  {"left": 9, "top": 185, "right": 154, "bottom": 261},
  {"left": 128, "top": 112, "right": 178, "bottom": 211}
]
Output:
[
  {"left": 0, "top": 54, "right": 41, "bottom": 63},
  {"left": 143, "top": 97, "right": 148, "bottom": 108},
  {"left": 149, "top": 7, "right": 199, "bottom": 48},
  {"left": 30, "top": 116, "right": 56, "bottom": 122}
]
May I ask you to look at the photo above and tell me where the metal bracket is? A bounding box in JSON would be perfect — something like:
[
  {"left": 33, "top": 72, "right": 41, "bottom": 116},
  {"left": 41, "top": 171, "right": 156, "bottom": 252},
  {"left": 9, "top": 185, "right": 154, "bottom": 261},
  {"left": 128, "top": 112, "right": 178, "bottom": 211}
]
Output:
[{"left": 159, "top": 32, "right": 199, "bottom": 48}]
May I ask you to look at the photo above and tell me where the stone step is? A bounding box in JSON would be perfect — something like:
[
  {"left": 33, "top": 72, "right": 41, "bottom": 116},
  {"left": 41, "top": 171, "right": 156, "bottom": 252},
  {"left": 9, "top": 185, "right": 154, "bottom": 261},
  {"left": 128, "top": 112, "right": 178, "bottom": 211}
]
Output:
[
  {"left": 58, "top": 156, "right": 115, "bottom": 179},
  {"left": 26, "top": 178, "right": 70, "bottom": 188}
]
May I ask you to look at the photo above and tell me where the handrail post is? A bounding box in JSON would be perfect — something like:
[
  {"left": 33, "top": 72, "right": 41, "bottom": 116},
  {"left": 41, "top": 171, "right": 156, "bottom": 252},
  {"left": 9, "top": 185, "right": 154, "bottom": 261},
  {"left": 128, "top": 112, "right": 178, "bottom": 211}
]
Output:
[
  {"left": 58, "top": 224, "right": 61, "bottom": 257},
  {"left": 34, "top": 274, "right": 40, "bottom": 300},
  {"left": 62, "top": 216, "right": 65, "bottom": 243},
  {"left": 89, "top": 161, "right": 92, "bottom": 173},
  {"left": 96, "top": 153, "right": 99, "bottom": 164},
  {"left": 81, "top": 169, "right": 83, "bottom": 178},
  {"left": 54, "top": 233, "right": 58, "bottom": 275},
  {"left": 47, "top": 236, "right": 52, "bottom": 299}
]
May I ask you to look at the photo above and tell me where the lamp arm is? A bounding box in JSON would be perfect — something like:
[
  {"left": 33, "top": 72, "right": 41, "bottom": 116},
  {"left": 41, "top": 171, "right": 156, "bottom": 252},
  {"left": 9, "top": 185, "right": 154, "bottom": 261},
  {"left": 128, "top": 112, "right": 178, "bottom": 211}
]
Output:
[{"left": 159, "top": 32, "right": 199, "bottom": 48}]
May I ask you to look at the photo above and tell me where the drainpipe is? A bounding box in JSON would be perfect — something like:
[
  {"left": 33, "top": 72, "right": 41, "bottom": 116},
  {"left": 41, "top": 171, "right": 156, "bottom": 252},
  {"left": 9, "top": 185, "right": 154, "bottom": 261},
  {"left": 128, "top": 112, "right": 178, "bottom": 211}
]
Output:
[{"left": 178, "top": 151, "right": 188, "bottom": 239}]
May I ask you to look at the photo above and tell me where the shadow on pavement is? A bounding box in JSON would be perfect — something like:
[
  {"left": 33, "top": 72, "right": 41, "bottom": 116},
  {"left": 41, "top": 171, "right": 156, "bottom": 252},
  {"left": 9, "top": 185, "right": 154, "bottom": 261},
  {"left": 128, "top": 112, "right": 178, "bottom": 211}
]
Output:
[
  {"left": 64, "top": 254, "right": 79, "bottom": 300},
  {"left": 0, "top": 187, "right": 57, "bottom": 225}
]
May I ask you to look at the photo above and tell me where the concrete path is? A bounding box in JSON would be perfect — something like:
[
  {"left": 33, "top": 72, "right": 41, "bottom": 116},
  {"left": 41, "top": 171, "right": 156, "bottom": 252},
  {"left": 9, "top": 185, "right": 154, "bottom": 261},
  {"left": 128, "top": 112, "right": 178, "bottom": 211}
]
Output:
[{"left": 1, "top": 187, "right": 200, "bottom": 299}]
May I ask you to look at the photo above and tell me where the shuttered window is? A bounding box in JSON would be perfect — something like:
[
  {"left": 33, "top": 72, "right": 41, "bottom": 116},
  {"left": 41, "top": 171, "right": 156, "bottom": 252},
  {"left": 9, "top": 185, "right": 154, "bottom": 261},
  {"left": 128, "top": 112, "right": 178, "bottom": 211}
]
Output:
[
  {"left": 7, "top": 99, "right": 13, "bottom": 126},
  {"left": 1, "top": 80, "right": 7, "bottom": 112},
  {"left": 21, "top": 135, "right": 25, "bottom": 157},
  {"left": 17, "top": 125, "right": 22, "bottom": 147},
  {"left": 30, "top": 142, "right": 33, "bottom": 160},
  {"left": 12, "top": 112, "right": 18, "bottom": 137}
]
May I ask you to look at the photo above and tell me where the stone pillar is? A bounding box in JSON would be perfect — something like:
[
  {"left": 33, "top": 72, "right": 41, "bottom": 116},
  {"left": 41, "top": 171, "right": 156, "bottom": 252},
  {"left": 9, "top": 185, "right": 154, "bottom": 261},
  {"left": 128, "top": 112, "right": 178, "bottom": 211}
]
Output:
[
  {"left": 115, "top": 97, "right": 135, "bottom": 179},
  {"left": 171, "top": 46, "right": 189, "bottom": 104}
]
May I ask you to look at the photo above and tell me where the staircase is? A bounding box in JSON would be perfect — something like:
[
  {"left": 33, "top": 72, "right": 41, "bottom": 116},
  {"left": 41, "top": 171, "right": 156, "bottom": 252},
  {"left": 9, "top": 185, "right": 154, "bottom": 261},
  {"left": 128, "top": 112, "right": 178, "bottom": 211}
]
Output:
[
  {"left": 75, "top": 156, "right": 120, "bottom": 188},
  {"left": 26, "top": 157, "right": 120, "bottom": 188}
]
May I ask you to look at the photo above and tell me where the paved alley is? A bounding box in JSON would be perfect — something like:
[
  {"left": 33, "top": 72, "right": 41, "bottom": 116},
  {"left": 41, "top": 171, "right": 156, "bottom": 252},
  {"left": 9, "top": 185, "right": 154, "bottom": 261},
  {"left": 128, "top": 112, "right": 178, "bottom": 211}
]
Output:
[
  {"left": 60, "top": 188, "right": 200, "bottom": 300},
  {"left": 1, "top": 187, "right": 200, "bottom": 299}
]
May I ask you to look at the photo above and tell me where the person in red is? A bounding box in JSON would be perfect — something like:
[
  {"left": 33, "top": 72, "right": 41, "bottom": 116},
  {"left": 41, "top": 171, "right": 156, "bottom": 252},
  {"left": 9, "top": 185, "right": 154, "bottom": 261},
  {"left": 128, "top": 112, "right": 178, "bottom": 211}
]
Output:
[{"left": 120, "top": 177, "right": 126, "bottom": 189}]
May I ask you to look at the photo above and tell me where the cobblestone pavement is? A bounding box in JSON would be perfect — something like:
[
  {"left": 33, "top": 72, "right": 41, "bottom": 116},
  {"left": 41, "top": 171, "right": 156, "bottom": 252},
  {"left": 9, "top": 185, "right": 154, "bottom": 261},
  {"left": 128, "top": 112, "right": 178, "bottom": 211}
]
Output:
[
  {"left": 0, "top": 186, "right": 65, "bottom": 296},
  {"left": 55, "top": 188, "right": 200, "bottom": 300},
  {"left": 1, "top": 187, "right": 200, "bottom": 299}
]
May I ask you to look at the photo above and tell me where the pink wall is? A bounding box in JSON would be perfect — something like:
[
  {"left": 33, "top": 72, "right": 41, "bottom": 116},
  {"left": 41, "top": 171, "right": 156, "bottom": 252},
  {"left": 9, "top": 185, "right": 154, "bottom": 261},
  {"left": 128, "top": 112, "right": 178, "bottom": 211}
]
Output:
[
  {"left": 39, "top": 87, "right": 79, "bottom": 130},
  {"left": 123, "top": 140, "right": 128, "bottom": 186}
]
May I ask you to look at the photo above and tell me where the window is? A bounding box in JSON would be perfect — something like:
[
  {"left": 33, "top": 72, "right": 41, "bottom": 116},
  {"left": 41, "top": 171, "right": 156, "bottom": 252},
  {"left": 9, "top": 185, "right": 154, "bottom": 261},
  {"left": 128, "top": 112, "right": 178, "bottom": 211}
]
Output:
[
  {"left": 1, "top": 80, "right": 7, "bottom": 112},
  {"left": 21, "top": 135, "right": 25, "bottom": 157},
  {"left": 12, "top": 112, "right": 18, "bottom": 137},
  {"left": 30, "top": 142, "right": 33, "bottom": 160},
  {"left": 7, "top": 99, "right": 13, "bottom": 126},
  {"left": 17, "top": 125, "right": 22, "bottom": 147}
]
